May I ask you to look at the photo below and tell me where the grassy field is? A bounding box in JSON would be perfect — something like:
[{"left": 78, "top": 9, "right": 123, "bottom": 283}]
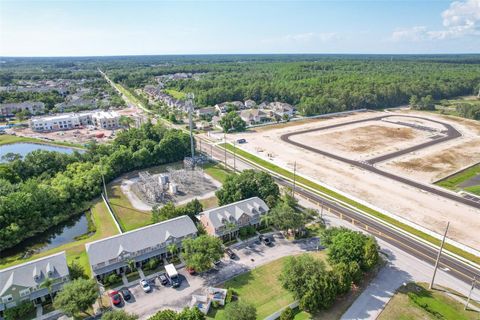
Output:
[
  {"left": 207, "top": 251, "right": 372, "bottom": 320},
  {"left": 0, "top": 134, "right": 84, "bottom": 148},
  {"left": 164, "top": 89, "right": 186, "bottom": 100},
  {"left": 0, "top": 200, "right": 119, "bottom": 276},
  {"left": 436, "top": 164, "right": 480, "bottom": 196},
  {"left": 204, "top": 162, "right": 233, "bottom": 184},
  {"left": 220, "top": 143, "right": 480, "bottom": 265},
  {"left": 378, "top": 282, "right": 479, "bottom": 320},
  {"left": 107, "top": 182, "right": 152, "bottom": 232}
]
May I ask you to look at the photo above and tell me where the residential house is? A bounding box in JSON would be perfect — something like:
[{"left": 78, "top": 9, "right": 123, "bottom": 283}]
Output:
[
  {"left": 0, "top": 252, "right": 70, "bottom": 314},
  {"left": 0, "top": 101, "right": 45, "bottom": 117},
  {"left": 85, "top": 216, "right": 197, "bottom": 280},
  {"left": 244, "top": 99, "right": 256, "bottom": 109},
  {"left": 215, "top": 101, "right": 245, "bottom": 114},
  {"left": 239, "top": 109, "right": 268, "bottom": 125},
  {"left": 195, "top": 107, "right": 216, "bottom": 118},
  {"left": 198, "top": 197, "right": 269, "bottom": 240},
  {"left": 266, "top": 102, "right": 295, "bottom": 118}
]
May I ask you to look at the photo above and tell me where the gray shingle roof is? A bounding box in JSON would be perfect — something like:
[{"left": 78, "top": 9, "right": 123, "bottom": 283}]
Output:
[
  {"left": 85, "top": 215, "right": 197, "bottom": 267},
  {"left": 0, "top": 251, "right": 68, "bottom": 296},
  {"left": 200, "top": 197, "right": 269, "bottom": 229}
]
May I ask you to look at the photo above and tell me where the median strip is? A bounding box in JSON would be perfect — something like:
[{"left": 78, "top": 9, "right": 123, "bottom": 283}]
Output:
[{"left": 219, "top": 143, "right": 480, "bottom": 266}]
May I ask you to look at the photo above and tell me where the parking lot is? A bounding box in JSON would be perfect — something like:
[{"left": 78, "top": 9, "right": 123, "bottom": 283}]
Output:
[{"left": 114, "top": 233, "right": 320, "bottom": 319}]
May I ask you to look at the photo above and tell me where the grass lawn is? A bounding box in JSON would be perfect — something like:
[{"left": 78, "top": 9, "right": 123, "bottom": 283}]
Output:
[
  {"left": 107, "top": 182, "right": 152, "bottom": 232},
  {"left": 204, "top": 162, "right": 234, "bottom": 184},
  {"left": 378, "top": 282, "right": 479, "bottom": 320},
  {"left": 0, "top": 133, "right": 84, "bottom": 148},
  {"left": 0, "top": 199, "right": 119, "bottom": 277},
  {"left": 199, "top": 196, "right": 219, "bottom": 210},
  {"left": 208, "top": 252, "right": 326, "bottom": 320},
  {"left": 164, "top": 89, "right": 186, "bottom": 100},
  {"left": 436, "top": 164, "right": 480, "bottom": 196},
  {"left": 220, "top": 143, "right": 480, "bottom": 265}
]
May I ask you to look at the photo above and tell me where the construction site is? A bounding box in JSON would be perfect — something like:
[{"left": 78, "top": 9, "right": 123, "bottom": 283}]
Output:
[{"left": 231, "top": 110, "right": 480, "bottom": 250}]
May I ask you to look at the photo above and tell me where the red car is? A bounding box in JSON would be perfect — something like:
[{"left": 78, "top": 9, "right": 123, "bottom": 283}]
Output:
[{"left": 109, "top": 290, "right": 122, "bottom": 306}]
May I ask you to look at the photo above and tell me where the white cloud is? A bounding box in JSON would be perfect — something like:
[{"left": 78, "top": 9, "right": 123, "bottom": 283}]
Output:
[{"left": 391, "top": 0, "right": 480, "bottom": 41}]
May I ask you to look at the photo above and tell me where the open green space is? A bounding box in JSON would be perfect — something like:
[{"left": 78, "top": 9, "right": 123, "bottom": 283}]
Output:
[
  {"left": 107, "top": 182, "right": 152, "bottom": 232},
  {"left": 220, "top": 143, "right": 480, "bottom": 265},
  {"left": 164, "top": 89, "right": 186, "bottom": 100},
  {"left": 207, "top": 251, "right": 370, "bottom": 320},
  {"left": 436, "top": 164, "right": 480, "bottom": 196},
  {"left": 0, "top": 134, "right": 84, "bottom": 148},
  {"left": 203, "top": 162, "right": 233, "bottom": 184},
  {"left": 378, "top": 282, "right": 479, "bottom": 320},
  {"left": 0, "top": 200, "right": 119, "bottom": 276}
]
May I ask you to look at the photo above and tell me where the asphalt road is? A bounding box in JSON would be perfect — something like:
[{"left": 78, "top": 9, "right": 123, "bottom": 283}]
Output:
[
  {"left": 199, "top": 141, "right": 480, "bottom": 289},
  {"left": 280, "top": 115, "right": 480, "bottom": 209}
]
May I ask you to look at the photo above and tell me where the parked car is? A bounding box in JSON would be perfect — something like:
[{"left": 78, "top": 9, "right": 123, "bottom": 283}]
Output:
[
  {"left": 237, "top": 138, "right": 246, "bottom": 144},
  {"left": 158, "top": 273, "right": 169, "bottom": 286},
  {"left": 120, "top": 288, "right": 132, "bottom": 301},
  {"left": 140, "top": 279, "right": 151, "bottom": 292},
  {"left": 225, "top": 248, "right": 236, "bottom": 259},
  {"left": 259, "top": 235, "right": 272, "bottom": 246},
  {"left": 109, "top": 290, "right": 122, "bottom": 306},
  {"left": 170, "top": 275, "right": 182, "bottom": 288}
]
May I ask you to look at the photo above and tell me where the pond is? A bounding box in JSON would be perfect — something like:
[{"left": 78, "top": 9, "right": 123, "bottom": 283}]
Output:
[
  {"left": 0, "top": 212, "right": 91, "bottom": 259},
  {"left": 0, "top": 142, "right": 82, "bottom": 162}
]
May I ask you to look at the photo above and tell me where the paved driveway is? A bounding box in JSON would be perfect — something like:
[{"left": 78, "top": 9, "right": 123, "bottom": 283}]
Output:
[{"left": 119, "top": 234, "right": 320, "bottom": 319}]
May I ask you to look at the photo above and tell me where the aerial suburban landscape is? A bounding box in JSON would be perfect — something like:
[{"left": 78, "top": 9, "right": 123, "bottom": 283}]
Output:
[{"left": 1, "top": 1, "right": 480, "bottom": 320}]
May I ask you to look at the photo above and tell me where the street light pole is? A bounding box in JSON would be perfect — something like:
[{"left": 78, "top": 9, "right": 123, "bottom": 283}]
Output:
[
  {"left": 292, "top": 161, "right": 297, "bottom": 196},
  {"left": 429, "top": 221, "right": 450, "bottom": 290},
  {"left": 465, "top": 276, "right": 477, "bottom": 310},
  {"left": 233, "top": 141, "right": 236, "bottom": 172},
  {"left": 224, "top": 131, "right": 227, "bottom": 169}
]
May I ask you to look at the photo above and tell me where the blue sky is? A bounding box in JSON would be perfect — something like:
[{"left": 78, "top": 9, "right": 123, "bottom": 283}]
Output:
[{"left": 1, "top": 0, "right": 479, "bottom": 56}]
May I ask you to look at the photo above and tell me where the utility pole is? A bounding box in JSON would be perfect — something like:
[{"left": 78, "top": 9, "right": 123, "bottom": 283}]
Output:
[
  {"left": 233, "top": 140, "right": 236, "bottom": 172},
  {"left": 292, "top": 161, "right": 297, "bottom": 196},
  {"left": 102, "top": 172, "right": 108, "bottom": 202},
  {"left": 465, "top": 276, "right": 477, "bottom": 310},
  {"left": 187, "top": 93, "right": 195, "bottom": 166},
  {"left": 429, "top": 221, "right": 450, "bottom": 290},
  {"left": 224, "top": 132, "right": 227, "bottom": 169},
  {"left": 210, "top": 144, "right": 213, "bottom": 160}
]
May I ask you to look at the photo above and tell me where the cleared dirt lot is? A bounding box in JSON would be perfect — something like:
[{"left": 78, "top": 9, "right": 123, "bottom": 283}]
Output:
[
  {"left": 290, "top": 120, "right": 434, "bottom": 161},
  {"left": 232, "top": 111, "right": 480, "bottom": 250}
]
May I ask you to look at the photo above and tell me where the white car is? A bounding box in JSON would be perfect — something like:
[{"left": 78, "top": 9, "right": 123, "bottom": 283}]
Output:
[{"left": 140, "top": 279, "right": 151, "bottom": 292}]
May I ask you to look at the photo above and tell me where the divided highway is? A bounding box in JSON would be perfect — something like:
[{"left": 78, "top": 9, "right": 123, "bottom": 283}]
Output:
[{"left": 281, "top": 115, "right": 480, "bottom": 209}]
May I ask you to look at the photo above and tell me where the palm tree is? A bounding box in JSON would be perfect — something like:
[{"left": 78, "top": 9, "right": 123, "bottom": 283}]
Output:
[
  {"left": 127, "top": 259, "right": 136, "bottom": 273},
  {"left": 167, "top": 243, "right": 178, "bottom": 258},
  {"left": 225, "top": 222, "right": 237, "bottom": 241},
  {"left": 40, "top": 277, "right": 54, "bottom": 302},
  {"left": 261, "top": 213, "right": 273, "bottom": 229}
]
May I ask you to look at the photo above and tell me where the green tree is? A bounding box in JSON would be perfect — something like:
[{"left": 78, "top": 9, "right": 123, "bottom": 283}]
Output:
[
  {"left": 363, "top": 237, "right": 379, "bottom": 270},
  {"left": 119, "top": 115, "right": 135, "bottom": 128},
  {"left": 53, "top": 278, "right": 98, "bottom": 317},
  {"left": 68, "top": 261, "right": 87, "bottom": 280},
  {"left": 224, "top": 301, "right": 257, "bottom": 320},
  {"left": 167, "top": 243, "right": 178, "bottom": 257},
  {"left": 327, "top": 230, "right": 366, "bottom": 267},
  {"left": 181, "top": 235, "right": 224, "bottom": 272},
  {"left": 40, "top": 277, "right": 54, "bottom": 301},
  {"left": 3, "top": 301, "right": 35, "bottom": 320},
  {"left": 279, "top": 306, "right": 295, "bottom": 320},
  {"left": 127, "top": 259, "right": 136, "bottom": 272},
  {"left": 215, "top": 169, "right": 279, "bottom": 206},
  {"left": 177, "top": 307, "right": 205, "bottom": 320},
  {"left": 219, "top": 111, "right": 246, "bottom": 133},
  {"left": 148, "top": 309, "right": 178, "bottom": 320},
  {"left": 102, "top": 310, "right": 138, "bottom": 320}
]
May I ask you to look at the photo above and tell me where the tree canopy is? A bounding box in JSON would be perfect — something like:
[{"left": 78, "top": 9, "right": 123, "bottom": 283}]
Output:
[
  {"left": 102, "top": 310, "right": 138, "bottom": 320},
  {"left": 219, "top": 111, "right": 246, "bottom": 132},
  {"left": 223, "top": 301, "right": 257, "bottom": 320},
  {"left": 215, "top": 169, "right": 280, "bottom": 207},
  {"left": 53, "top": 278, "right": 98, "bottom": 317},
  {"left": 181, "top": 235, "right": 224, "bottom": 272}
]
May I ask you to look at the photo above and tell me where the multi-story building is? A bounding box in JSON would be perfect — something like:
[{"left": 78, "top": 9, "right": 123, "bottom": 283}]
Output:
[
  {"left": 0, "top": 252, "right": 70, "bottom": 314},
  {"left": 29, "top": 110, "right": 120, "bottom": 132},
  {"left": 198, "top": 197, "right": 269, "bottom": 240},
  {"left": 0, "top": 101, "right": 45, "bottom": 117},
  {"left": 85, "top": 216, "right": 197, "bottom": 281}
]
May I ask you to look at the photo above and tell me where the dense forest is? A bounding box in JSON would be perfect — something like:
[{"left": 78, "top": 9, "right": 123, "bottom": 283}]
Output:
[
  {"left": 2, "top": 55, "right": 479, "bottom": 116},
  {"left": 0, "top": 123, "right": 191, "bottom": 252}
]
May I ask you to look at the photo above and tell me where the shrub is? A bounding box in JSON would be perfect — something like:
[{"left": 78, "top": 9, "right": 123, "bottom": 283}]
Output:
[
  {"left": 104, "top": 273, "right": 121, "bottom": 286},
  {"left": 144, "top": 258, "right": 160, "bottom": 271},
  {"left": 225, "top": 288, "right": 235, "bottom": 303},
  {"left": 212, "top": 300, "right": 220, "bottom": 308},
  {"left": 279, "top": 306, "right": 295, "bottom": 320},
  {"left": 3, "top": 301, "right": 35, "bottom": 320}
]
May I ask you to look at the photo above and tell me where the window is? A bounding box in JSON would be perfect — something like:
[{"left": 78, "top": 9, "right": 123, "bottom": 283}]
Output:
[
  {"left": 1, "top": 295, "right": 13, "bottom": 303},
  {"left": 19, "top": 289, "right": 30, "bottom": 297}
]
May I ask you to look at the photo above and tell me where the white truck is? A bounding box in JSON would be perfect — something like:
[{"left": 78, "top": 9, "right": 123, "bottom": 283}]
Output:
[{"left": 165, "top": 263, "right": 181, "bottom": 287}]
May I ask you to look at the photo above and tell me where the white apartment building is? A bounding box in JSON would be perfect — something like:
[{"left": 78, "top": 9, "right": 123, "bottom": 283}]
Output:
[{"left": 30, "top": 110, "right": 120, "bottom": 132}]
